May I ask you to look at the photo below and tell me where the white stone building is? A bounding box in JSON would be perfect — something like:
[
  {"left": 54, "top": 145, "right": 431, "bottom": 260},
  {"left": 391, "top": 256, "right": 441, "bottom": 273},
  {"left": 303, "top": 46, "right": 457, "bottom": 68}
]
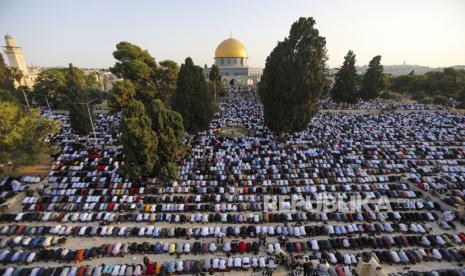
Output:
[{"left": 204, "top": 37, "right": 263, "bottom": 86}]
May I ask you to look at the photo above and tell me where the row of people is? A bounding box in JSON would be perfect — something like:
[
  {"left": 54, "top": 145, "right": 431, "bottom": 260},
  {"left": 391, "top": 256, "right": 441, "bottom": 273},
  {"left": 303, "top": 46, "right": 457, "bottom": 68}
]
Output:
[{"left": 0, "top": 222, "right": 436, "bottom": 239}]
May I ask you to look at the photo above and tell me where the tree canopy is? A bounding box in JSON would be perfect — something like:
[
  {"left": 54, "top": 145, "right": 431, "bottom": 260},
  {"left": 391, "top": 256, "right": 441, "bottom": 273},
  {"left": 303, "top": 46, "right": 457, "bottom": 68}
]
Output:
[
  {"left": 172, "top": 57, "right": 215, "bottom": 133},
  {"left": 33, "top": 68, "right": 67, "bottom": 108},
  {"left": 208, "top": 64, "right": 224, "bottom": 99},
  {"left": 65, "top": 64, "right": 95, "bottom": 136},
  {"left": 147, "top": 99, "right": 186, "bottom": 182},
  {"left": 109, "top": 41, "right": 186, "bottom": 182},
  {"left": 389, "top": 68, "right": 465, "bottom": 105},
  {"left": 110, "top": 42, "right": 179, "bottom": 105},
  {"left": 120, "top": 100, "right": 158, "bottom": 179},
  {"left": 0, "top": 55, "right": 14, "bottom": 91},
  {"left": 332, "top": 50, "right": 358, "bottom": 103},
  {"left": 359, "top": 55, "right": 384, "bottom": 100},
  {"left": 33, "top": 67, "right": 102, "bottom": 109},
  {"left": 259, "top": 17, "right": 327, "bottom": 133},
  {"left": 107, "top": 80, "right": 136, "bottom": 113},
  {"left": 158, "top": 60, "right": 179, "bottom": 103},
  {"left": 0, "top": 89, "right": 58, "bottom": 169}
]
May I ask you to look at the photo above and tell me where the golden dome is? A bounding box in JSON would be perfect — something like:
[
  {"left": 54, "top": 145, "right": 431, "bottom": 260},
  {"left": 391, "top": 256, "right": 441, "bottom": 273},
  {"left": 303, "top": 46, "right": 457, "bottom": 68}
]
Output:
[{"left": 215, "top": 38, "right": 248, "bottom": 58}]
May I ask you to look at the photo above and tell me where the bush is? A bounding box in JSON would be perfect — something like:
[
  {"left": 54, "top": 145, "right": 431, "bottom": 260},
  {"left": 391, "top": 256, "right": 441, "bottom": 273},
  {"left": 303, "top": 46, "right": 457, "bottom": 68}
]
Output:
[
  {"left": 411, "top": 91, "right": 426, "bottom": 101},
  {"left": 433, "top": 95, "right": 448, "bottom": 105},
  {"left": 379, "top": 91, "right": 401, "bottom": 101},
  {"left": 419, "top": 97, "right": 433, "bottom": 104}
]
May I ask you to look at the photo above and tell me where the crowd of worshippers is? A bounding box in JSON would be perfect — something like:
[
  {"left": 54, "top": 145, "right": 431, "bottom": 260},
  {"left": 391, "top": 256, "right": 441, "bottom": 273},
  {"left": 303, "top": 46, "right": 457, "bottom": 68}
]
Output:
[
  {"left": 0, "top": 89, "right": 464, "bottom": 275},
  {"left": 318, "top": 99, "right": 447, "bottom": 110},
  {"left": 400, "top": 269, "right": 465, "bottom": 276},
  {"left": 2, "top": 229, "right": 464, "bottom": 259},
  {"left": 0, "top": 255, "right": 278, "bottom": 276},
  {"left": 0, "top": 176, "right": 39, "bottom": 205},
  {"left": 0, "top": 219, "right": 456, "bottom": 240}
]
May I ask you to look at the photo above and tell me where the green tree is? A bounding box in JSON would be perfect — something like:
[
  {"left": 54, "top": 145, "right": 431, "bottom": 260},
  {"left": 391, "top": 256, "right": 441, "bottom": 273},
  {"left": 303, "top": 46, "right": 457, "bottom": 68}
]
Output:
[
  {"left": 389, "top": 68, "right": 465, "bottom": 102},
  {"left": 332, "top": 50, "right": 358, "bottom": 103},
  {"left": 359, "top": 55, "right": 384, "bottom": 100},
  {"left": 33, "top": 68, "right": 67, "bottom": 108},
  {"left": 259, "top": 17, "right": 327, "bottom": 133},
  {"left": 209, "top": 64, "right": 221, "bottom": 83},
  {"left": 457, "top": 87, "right": 465, "bottom": 109},
  {"left": 65, "top": 64, "right": 94, "bottom": 135},
  {"left": 433, "top": 95, "right": 448, "bottom": 105},
  {"left": 111, "top": 41, "right": 157, "bottom": 91},
  {"left": 85, "top": 71, "right": 101, "bottom": 89},
  {"left": 107, "top": 80, "right": 136, "bottom": 113},
  {"left": 110, "top": 42, "right": 187, "bottom": 182},
  {"left": 0, "top": 89, "right": 19, "bottom": 103},
  {"left": 0, "top": 55, "right": 14, "bottom": 91},
  {"left": 0, "top": 101, "right": 58, "bottom": 169},
  {"left": 157, "top": 60, "right": 179, "bottom": 103},
  {"left": 120, "top": 100, "right": 158, "bottom": 179},
  {"left": 147, "top": 99, "right": 185, "bottom": 182},
  {"left": 208, "top": 64, "right": 224, "bottom": 99},
  {"left": 111, "top": 42, "right": 183, "bottom": 106},
  {"left": 172, "top": 57, "right": 214, "bottom": 133}
]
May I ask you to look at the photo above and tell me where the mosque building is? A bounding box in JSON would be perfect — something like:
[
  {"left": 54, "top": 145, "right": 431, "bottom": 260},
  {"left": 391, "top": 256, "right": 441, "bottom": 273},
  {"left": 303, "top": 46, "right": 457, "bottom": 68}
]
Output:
[{"left": 204, "top": 36, "right": 263, "bottom": 86}]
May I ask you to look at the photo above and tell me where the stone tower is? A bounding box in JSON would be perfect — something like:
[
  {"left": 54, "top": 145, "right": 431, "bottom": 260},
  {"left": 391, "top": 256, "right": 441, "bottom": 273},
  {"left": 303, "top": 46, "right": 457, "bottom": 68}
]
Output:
[{"left": 4, "top": 34, "right": 29, "bottom": 87}]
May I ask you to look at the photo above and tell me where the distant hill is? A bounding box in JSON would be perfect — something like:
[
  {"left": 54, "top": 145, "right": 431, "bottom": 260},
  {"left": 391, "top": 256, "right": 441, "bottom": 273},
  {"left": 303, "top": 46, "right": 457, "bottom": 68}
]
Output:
[{"left": 329, "top": 65, "right": 465, "bottom": 76}]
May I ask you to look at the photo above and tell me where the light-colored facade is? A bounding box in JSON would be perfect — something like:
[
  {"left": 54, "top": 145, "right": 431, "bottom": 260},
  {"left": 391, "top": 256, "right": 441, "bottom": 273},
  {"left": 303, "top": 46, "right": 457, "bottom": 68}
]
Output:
[
  {"left": 3, "top": 34, "right": 37, "bottom": 88},
  {"left": 204, "top": 37, "right": 263, "bottom": 86},
  {"left": 81, "top": 69, "right": 119, "bottom": 92}
]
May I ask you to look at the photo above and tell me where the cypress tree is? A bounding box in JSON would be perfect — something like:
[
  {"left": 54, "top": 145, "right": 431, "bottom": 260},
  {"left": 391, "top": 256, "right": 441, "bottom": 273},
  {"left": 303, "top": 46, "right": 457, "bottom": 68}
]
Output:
[
  {"left": 360, "top": 55, "right": 384, "bottom": 100},
  {"left": 332, "top": 50, "right": 358, "bottom": 103},
  {"left": 66, "top": 63, "right": 94, "bottom": 135},
  {"left": 259, "top": 17, "right": 327, "bottom": 133},
  {"left": 120, "top": 100, "right": 158, "bottom": 179},
  {"left": 172, "top": 57, "right": 214, "bottom": 133}
]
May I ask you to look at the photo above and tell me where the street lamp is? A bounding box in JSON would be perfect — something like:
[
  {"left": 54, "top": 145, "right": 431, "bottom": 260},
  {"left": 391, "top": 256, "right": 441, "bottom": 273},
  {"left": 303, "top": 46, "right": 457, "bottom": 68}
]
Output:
[
  {"left": 21, "top": 88, "right": 31, "bottom": 112},
  {"left": 31, "top": 93, "right": 52, "bottom": 116},
  {"left": 76, "top": 98, "right": 99, "bottom": 140}
]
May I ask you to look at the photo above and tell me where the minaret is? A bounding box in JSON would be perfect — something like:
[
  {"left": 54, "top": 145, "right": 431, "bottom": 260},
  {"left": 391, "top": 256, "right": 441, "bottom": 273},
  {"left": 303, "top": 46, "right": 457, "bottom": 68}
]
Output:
[{"left": 3, "top": 34, "right": 29, "bottom": 86}]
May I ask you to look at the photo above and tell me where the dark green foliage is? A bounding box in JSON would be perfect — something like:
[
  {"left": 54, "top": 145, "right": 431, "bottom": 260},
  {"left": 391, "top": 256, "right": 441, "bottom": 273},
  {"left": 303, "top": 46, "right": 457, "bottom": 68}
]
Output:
[
  {"left": 209, "top": 64, "right": 221, "bottom": 83},
  {"left": 259, "top": 17, "right": 327, "bottom": 133},
  {"left": 108, "top": 80, "right": 136, "bottom": 113},
  {"left": 111, "top": 42, "right": 159, "bottom": 106},
  {"left": 33, "top": 68, "right": 67, "bottom": 108},
  {"left": 110, "top": 42, "right": 186, "bottom": 182},
  {"left": 433, "top": 95, "right": 448, "bottom": 105},
  {"left": 0, "top": 55, "right": 14, "bottom": 91},
  {"left": 0, "top": 101, "right": 58, "bottom": 169},
  {"left": 172, "top": 57, "right": 214, "bottom": 133},
  {"left": 147, "top": 99, "right": 185, "bottom": 182},
  {"left": 379, "top": 91, "right": 401, "bottom": 101},
  {"left": 120, "top": 100, "right": 158, "bottom": 179},
  {"left": 111, "top": 42, "right": 181, "bottom": 106},
  {"left": 0, "top": 55, "right": 59, "bottom": 169},
  {"left": 332, "top": 50, "right": 358, "bottom": 103},
  {"left": 457, "top": 87, "right": 465, "bottom": 109},
  {"left": 65, "top": 64, "right": 94, "bottom": 136},
  {"left": 359, "top": 55, "right": 384, "bottom": 100},
  {"left": 158, "top": 60, "right": 179, "bottom": 103},
  {"left": 111, "top": 42, "right": 157, "bottom": 83},
  {"left": 0, "top": 89, "right": 19, "bottom": 104},
  {"left": 208, "top": 64, "right": 224, "bottom": 99},
  {"left": 33, "top": 67, "right": 103, "bottom": 109},
  {"left": 419, "top": 97, "right": 433, "bottom": 104},
  {"left": 390, "top": 68, "right": 465, "bottom": 104}
]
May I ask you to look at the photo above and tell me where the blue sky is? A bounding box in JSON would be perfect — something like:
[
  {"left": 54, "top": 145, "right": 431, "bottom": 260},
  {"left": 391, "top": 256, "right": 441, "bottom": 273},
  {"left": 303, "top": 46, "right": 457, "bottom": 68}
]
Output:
[{"left": 1, "top": 0, "right": 464, "bottom": 69}]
